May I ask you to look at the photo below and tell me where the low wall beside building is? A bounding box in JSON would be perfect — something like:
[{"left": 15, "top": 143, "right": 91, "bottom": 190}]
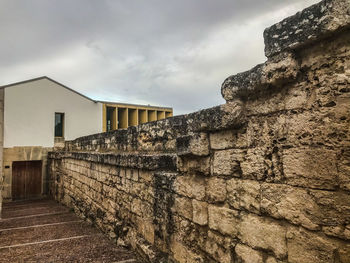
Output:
[{"left": 48, "top": 1, "right": 350, "bottom": 262}]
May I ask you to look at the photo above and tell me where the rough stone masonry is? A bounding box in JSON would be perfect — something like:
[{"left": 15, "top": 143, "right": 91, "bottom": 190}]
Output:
[{"left": 48, "top": 0, "right": 350, "bottom": 262}]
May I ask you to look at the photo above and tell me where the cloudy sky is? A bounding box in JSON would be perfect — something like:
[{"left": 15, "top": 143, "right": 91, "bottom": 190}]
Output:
[{"left": 0, "top": 0, "right": 320, "bottom": 115}]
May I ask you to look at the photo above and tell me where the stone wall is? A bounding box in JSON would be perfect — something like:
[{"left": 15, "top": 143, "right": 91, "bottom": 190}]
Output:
[{"left": 48, "top": 0, "right": 350, "bottom": 262}]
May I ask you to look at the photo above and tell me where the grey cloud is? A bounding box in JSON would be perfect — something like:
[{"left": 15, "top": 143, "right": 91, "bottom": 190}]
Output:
[{"left": 0, "top": 0, "right": 320, "bottom": 114}]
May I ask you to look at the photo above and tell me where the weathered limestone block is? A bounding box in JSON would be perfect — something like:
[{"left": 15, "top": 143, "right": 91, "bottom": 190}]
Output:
[
  {"left": 209, "top": 129, "right": 247, "bottom": 150},
  {"left": 323, "top": 225, "right": 350, "bottom": 240},
  {"left": 205, "top": 230, "right": 233, "bottom": 262},
  {"left": 264, "top": 0, "right": 350, "bottom": 58},
  {"left": 247, "top": 100, "right": 340, "bottom": 147},
  {"left": 129, "top": 181, "right": 143, "bottom": 197},
  {"left": 339, "top": 244, "right": 350, "bottom": 263},
  {"left": 308, "top": 190, "right": 350, "bottom": 228},
  {"left": 227, "top": 178, "right": 260, "bottom": 214},
  {"left": 140, "top": 202, "right": 153, "bottom": 220},
  {"left": 214, "top": 230, "right": 233, "bottom": 247},
  {"left": 235, "top": 244, "right": 263, "bottom": 263},
  {"left": 136, "top": 217, "right": 155, "bottom": 244},
  {"left": 339, "top": 148, "right": 350, "bottom": 191},
  {"left": 126, "top": 228, "right": 159, "bottom": 262},
  {"left": 206, "top": 177, "right": 226, "bottom": 203},
  {"left": 316, "top": 84, "right": 350, "bottom": 111},
  {"left": 136, "top": 120, "right": 177, "bottom": 152},
  {"left": 186, "top": 100, "right": 246, "bottom": 132},
  {"left": 132, "top": 183, "right": 153, "bottom": 203},
  {"left": 242, "top": 113, "right": 333, "bottom": 176},
  {"left": 176, "top": 133, "right": 209, "bottom": 157},
  {"left": 185, "top": 224, "right": 208, "bottom": 252},
  {"left": 205, "top": 239, "right": 232, "bottom": 263},
  {"left": 286, "top": 226, "right": 350, "bottom": 263},
  {"left": 204, "top": 231, "right": 233, "bottom": 263},
  {"left": 192, "top": 200, "right": 208, "bottom": 226},
  {"left": 239, "top": 213, "right": 287, "bottom": 259},
  {"left": 251, "top": 120, "right": 274, "bottom": 148},
  {"left": 265, "top": 257, "right": 280, "bottom": 263},
  {"left": 178, "top": 156, "right": 210, "bottom": 175},
  {"left": 171, "top": 239, "right": 203, "bottom": 263},
  {"left": 174, "top": 196, "right": 193, "bottom": 220},
  {"left": 212, "top": 149, "right": 243, "bottom": 176},
  {"left": 261, "top": 183, "right": 320, "bottom": 230},
  {"left": 93, "top": 181, "right": 103, "bottom": 193},
  {"left": 174, "top": 175, "right": 206, "bottom": 200},
  {"left": 283, "top": 147, "right": 338, "bottom": 189},
  {"left": 281, "top": 108, "right": 350, "bottom": 148},
  {"left": 240, "top": 148, "right": 266, "bottom": 180},
  {"left": 208, "top": 205, "right": 239, "bottom": 236},
  {"left": 222, "top": 52, "right": 300, "bottom": 102},
  {"left": 139, "top": 170, "right": 153, "bottom": 183},
  {"left": 173, "top": 216, "right": 192, "bottom": 242}
]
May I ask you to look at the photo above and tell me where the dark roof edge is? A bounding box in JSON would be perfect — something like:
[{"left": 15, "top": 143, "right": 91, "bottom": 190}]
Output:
[
  {"left": 97, "top": 100, "right": 173, "bottom": 110},
  {"left": 0, "top": 76, "right": 96, "bottom": 102}
]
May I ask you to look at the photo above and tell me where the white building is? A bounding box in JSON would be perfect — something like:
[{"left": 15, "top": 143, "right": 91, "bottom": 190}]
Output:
[
  {"left": 0, "top": 76, "right": 102, "bottom": 202},
  {"left": 0, "top": 76, "right": 172, "bottom": 202}
]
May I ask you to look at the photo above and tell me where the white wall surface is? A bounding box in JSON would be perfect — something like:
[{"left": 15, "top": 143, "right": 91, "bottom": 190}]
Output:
[{"left": 4, "top": 78, "right": 102, "bottom": 147}]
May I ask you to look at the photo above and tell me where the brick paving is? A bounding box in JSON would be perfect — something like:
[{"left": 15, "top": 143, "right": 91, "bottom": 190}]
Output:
[{"left": 0, "top": 199, "right": 140, "bottom": 263}]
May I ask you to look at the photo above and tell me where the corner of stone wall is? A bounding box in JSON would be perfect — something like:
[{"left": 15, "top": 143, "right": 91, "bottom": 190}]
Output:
[{"left": 222, "top": 0, "right": 350, "bottom": 103}]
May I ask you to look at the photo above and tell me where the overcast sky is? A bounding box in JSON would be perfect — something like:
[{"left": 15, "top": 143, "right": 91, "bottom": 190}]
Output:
[{"left": 0, "top": 0, "right": 320, "bottom": 115}]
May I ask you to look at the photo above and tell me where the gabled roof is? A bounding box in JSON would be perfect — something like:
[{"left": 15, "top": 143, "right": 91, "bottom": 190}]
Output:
[
  {"left": 0, "top": 76, "right": 173, "bottom": 110},
  {"left": 0, "top": 76, "right": 96, "bottom": 102}
]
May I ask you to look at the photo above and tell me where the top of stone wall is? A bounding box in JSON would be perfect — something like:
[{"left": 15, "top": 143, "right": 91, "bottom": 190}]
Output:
[
  {"left": 222, "top": 0, "right": 350, "bottom": 102},
  {"left": 63, "top": 101, "right": 244, "bottom": 153},
  {"left": 264, "top": 0, "right": 350, "bottom": 58}
]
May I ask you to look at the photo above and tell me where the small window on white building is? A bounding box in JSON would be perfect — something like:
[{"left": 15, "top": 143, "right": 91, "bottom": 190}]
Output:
[{"left": 55, "top": 113, "right": 64, "bottom": 137}]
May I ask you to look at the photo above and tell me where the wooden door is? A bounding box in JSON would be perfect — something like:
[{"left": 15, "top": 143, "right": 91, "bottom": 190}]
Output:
[
  {"left": 12, "top": 161, "right": 26, "bottom": 200},
  {"left": 12, "top": 161, "right": 42, "bottom": 200}
]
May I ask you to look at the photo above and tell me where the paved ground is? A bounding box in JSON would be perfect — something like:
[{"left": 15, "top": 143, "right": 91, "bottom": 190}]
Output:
[{"left": 0, "top": 199, "right": 140, "bottom": 263}]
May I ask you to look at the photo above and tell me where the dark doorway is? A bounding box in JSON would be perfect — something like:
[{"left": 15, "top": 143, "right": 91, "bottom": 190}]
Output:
[
  {"left": 106, "top": 107, "right": 116, "bottom": 131},
  {"left": 12, "top": 161, "right": 42, "bottom": 200}
]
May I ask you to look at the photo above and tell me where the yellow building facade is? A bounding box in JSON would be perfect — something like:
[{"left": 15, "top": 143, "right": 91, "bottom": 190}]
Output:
[{"left": 101, "top": 101, "right": 173, "bottom": 132}]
